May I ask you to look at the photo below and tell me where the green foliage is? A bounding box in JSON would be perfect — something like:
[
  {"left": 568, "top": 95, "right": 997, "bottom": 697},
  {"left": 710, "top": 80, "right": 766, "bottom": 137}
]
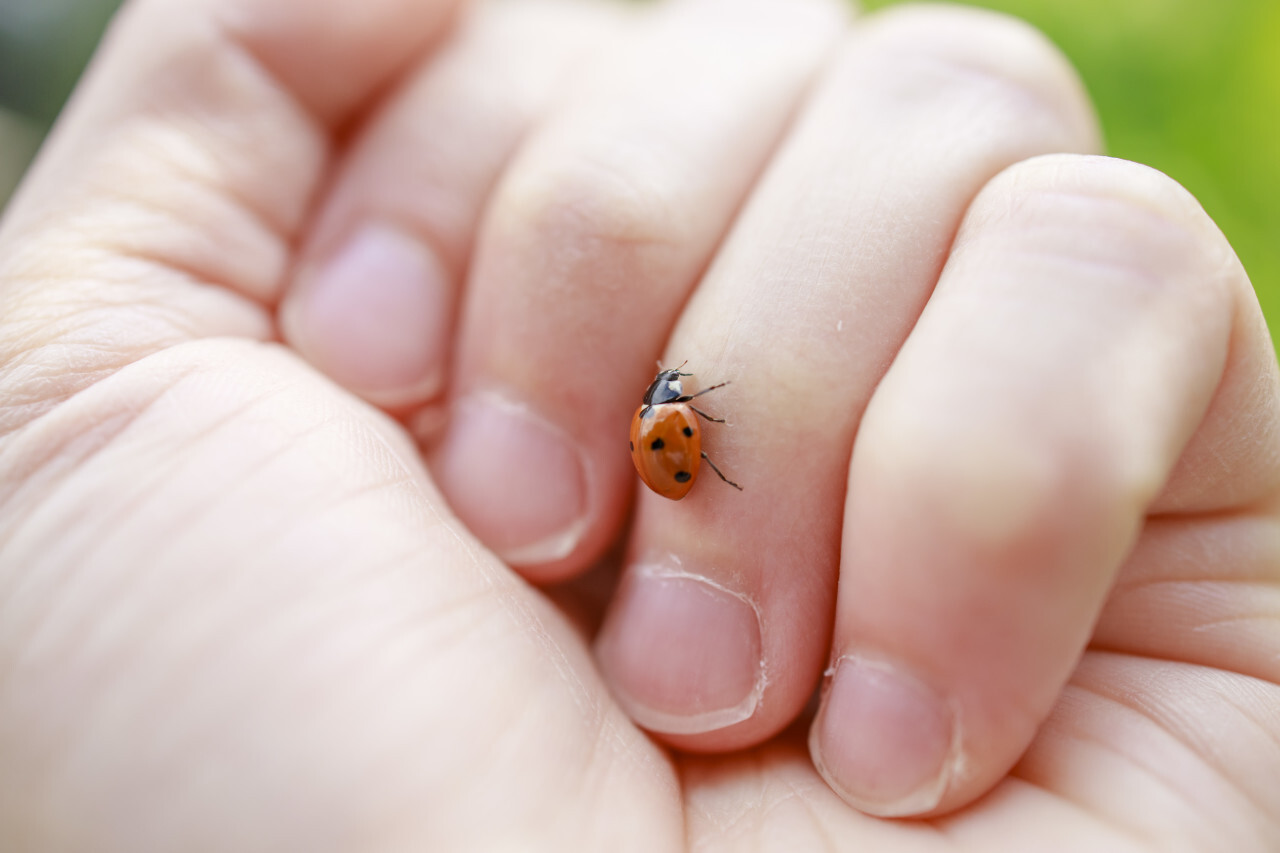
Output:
[{"left": 863, "top": 0, "right": 1280, "bottom": 349}]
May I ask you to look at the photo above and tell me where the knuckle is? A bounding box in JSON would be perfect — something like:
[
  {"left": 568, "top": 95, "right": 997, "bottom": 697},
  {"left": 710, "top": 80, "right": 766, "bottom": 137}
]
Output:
[
  {"left": 843, "top": 4, "right": 1097, "bottom": 150},
  {"left": 999, "top": 154, "right": 1215, "bottom": 235},
  {"left": 493, "top": 153, "right": 686, "bottom": 266},
  {"left": 972, "top": 154, "right": 1236, "bottom": 297}
]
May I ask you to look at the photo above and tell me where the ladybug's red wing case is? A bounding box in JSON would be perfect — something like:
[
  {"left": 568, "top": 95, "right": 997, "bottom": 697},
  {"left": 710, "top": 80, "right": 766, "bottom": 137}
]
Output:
[
  {"left": 630, "top": 365, "right": 740, "bottom": 499},
  {"left": 629, "top": 404, "right": 701, "bottom": 500}
]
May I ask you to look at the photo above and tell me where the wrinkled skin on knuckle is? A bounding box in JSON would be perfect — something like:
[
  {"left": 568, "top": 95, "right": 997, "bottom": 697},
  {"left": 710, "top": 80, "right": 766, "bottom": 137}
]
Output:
[
  {"left": 851, "top": 4, "right": 1099, "bottom": 151},
  {"left": 490, "top": 153, "right": 689, "bottom": 282}
]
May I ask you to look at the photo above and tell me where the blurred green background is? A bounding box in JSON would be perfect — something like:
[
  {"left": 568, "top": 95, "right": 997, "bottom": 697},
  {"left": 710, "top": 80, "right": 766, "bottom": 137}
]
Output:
[{"left": 1, "top": 0, "right": 1277, "bottom": 347}]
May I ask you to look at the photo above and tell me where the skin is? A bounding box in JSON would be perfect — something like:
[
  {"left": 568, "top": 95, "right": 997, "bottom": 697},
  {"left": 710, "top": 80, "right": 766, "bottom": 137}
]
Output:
[{"left": 0, "top": 0, "right": 1277, "bottom": 849}]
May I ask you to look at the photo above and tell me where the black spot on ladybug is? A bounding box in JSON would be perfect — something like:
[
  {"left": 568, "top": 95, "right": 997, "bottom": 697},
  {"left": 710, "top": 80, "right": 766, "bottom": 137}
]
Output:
[
  {"left": 682, "top": 426, "right": 693, "bottom": 437},
  {"left": 629, "top": 441, "right": 634, "bottom": 452},
  {"left": 674, "top": 471, "right": 691, "bottom": 483},
  {"left": 650, "top": 437, "right": 665, "bottom": 451}
]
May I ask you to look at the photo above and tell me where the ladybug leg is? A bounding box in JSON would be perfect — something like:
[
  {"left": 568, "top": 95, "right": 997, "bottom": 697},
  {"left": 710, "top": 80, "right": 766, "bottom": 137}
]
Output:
[
  {"left": 690, "top": 405, "right": 725, "bottom": 423},
  {"left": 677, "top": 380, "right": 730, "bottom": 403},
  {"left": 690, "top": 380, "right": 729, "bottom": 397},
  {"left": 701, "top": 451, "right": 742, "bottom": 491}
]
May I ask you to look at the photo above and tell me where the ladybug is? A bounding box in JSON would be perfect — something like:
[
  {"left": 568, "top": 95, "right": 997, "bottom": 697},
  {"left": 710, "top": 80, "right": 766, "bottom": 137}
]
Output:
[{"left": 629, "top": 364, "right": 742, "bottom": 500}]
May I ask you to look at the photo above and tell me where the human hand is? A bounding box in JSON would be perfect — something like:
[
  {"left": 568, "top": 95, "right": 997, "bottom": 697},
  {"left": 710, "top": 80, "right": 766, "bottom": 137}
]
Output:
[{"left": 1, "top": 0, "right": 1277, "bottom": 849}]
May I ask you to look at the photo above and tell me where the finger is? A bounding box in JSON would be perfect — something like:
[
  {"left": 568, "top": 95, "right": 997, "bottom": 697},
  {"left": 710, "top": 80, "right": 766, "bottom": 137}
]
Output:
[
  {"left": 810, "top": 154, "right": 1249, "bottom": 817},
  {"left": 280, "top": 0, "right": 629, "bottom": 410},
  {"left": 429, "top": 0, "right": 849, "bottom": 577},
  {"left": 1091, "top": 257, "right": 1280, "bottom": 681},
  {"left": 596, "top": 6, "right": 1098, "bottom": 747},
  {"left": 0, "top": 0, "right": 464, "bottom": 433}
]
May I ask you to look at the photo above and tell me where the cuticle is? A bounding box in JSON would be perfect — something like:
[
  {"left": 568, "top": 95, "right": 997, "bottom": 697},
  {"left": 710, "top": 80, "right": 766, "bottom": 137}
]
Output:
[{"left": 632, "top": 554, "right": 765, "bottom": 641}]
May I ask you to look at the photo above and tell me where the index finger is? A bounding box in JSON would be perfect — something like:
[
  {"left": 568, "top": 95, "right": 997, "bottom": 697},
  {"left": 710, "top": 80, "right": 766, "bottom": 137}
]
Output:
[{"left": 0, "top": 0, "right": 465, "bottom": 433}]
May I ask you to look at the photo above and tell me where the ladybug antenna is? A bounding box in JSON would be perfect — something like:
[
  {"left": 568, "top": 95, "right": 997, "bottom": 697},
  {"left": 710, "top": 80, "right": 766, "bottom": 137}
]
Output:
[{"left": 658, "top": 359, "right": 692, "bottom": 376}]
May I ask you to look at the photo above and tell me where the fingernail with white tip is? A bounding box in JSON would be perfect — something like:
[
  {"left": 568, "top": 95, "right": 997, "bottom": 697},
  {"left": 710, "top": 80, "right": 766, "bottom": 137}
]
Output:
[
  {"left": 596, "top": 562, "right": 764, "bottom": 735},
  {"left": 285, "top": 222, "right": 451, "bottom": 406},
  {"left": 810, "top": 655, "right": 960, "bottom": 817},
  {"left": 431, "top": 392, "right": 588, "bottom": 566}
]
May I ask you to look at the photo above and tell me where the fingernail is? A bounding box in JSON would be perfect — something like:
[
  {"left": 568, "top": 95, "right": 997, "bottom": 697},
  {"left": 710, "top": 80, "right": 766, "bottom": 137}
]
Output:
[
  {"left": 810, "top": 655, "right": 959, "bottom": 817},
  {"left": 431, "top": 392, "right": 588, "bottom": 566},
  {"left": 285, "top": 222, "right": 451, "bottom": 406},
  {"left": 596, "top": 563, "right": 763, "bottom": 735}
]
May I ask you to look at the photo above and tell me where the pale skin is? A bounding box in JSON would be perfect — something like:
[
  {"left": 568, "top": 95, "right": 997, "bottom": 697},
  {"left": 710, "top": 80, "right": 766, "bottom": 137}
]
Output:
[{"left": 0, "top": 0, "right": 1277, "bottom": 848}]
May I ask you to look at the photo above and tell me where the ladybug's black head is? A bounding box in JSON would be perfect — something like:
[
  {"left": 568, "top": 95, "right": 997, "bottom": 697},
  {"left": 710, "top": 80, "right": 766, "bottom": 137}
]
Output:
[{"left": 643, "top": 367, "right": 686, "bottom": 406}]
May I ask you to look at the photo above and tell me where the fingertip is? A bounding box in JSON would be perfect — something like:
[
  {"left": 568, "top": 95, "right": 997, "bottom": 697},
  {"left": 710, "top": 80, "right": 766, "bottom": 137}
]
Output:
[
  {"left": 596, "top": 562, "right": 765, "bottom": 736},
  {"left": 282, "top": 222, "right": 452, "bottom": 409},
  {"left": 810, "top": 654, "right": 962, "bottom": 817},
  {"left": 429, "top": 392, "right": 593, "bottom": 577}
]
